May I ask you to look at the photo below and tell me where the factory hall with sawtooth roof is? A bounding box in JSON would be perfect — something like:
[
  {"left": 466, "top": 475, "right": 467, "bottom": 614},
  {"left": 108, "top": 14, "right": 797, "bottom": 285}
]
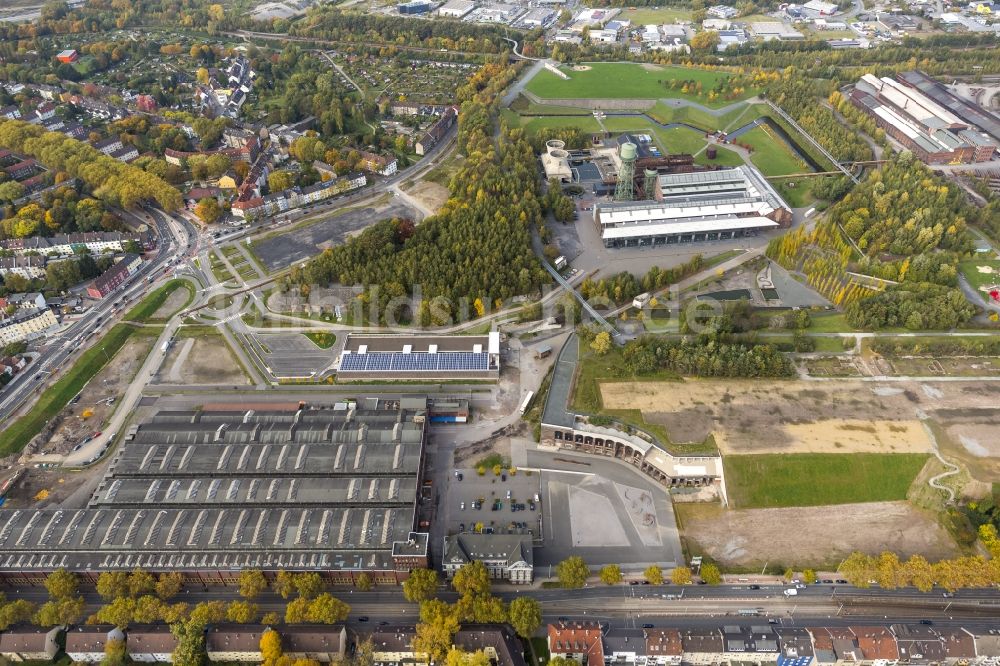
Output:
[{"left": 0, "top": 398, "right": 431, "bottom": 586}]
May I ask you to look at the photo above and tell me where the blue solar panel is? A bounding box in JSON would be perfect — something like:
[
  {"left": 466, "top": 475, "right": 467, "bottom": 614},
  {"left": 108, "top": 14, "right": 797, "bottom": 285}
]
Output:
[{"left": 340, "top": 351, "right": 490, "bottom": 373}]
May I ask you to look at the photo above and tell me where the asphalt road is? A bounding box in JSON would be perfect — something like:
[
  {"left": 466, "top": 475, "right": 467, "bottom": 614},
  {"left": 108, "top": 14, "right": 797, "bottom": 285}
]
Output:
[{"left": 2, "top": 583, "right": 999, "bottom": 630}]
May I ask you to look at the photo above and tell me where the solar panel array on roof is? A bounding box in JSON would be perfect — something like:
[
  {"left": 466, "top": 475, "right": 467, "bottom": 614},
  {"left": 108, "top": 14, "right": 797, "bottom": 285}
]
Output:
[{"left": 340, "top": 351, "right": 490, "bottom": 373}]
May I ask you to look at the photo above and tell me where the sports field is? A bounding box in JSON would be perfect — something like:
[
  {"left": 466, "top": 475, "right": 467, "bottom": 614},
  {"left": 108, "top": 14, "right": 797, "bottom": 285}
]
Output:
[
  {"left": 526, "top": 63, "right": 751, "bottom": 106},
  {"left": 723, "top": 453, "right": 930, "bottom": 508}
]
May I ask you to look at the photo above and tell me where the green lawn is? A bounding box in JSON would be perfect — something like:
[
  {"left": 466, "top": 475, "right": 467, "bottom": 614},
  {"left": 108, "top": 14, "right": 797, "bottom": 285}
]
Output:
[
  {"left": 598, "top": 118, "right": 744, "bottom": 167},
  {"left": 124, "top": 279, "right": 194, "bottom": 322},
  {"left": 519, "top": 114, "right": 602, "bottom": 136},
  {"left": 959, "top": 260, "right": 1000, "bottom": 303},
  {"left": 808, "top": 312, "right": 854, "bottom": 333},
  {"left": 740, "top": 125, "right": 809, "bottom": 177},
  {"left": 0, "top": 324, "right": 148, "bottom": 456},
  {"left": 304, "top": 331, "right": 337, "bottom": 349},
  {"left": 724, "top": 453, "right": 930, "bottom": 508},
  {"left": 527, "top": 63, "right": 750, "bottom": 107}
]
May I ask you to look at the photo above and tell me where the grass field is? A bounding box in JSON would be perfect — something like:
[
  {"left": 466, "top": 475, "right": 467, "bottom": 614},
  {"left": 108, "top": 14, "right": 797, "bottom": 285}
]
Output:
[
  {"left": 526, "top": 63, "right": 750, "bottom": 107},
  {"left": 959, "top": 260, "right": 1000, "bottom": 303},
  {"left": 518, "top": 114, "right": 602, "bottom": 136},
  {"left": 0, "top": 324, "right": 150, "bottom": 456},
  {"left": 723, "top": 453, "right": 930, "bottom": 508},
  {"left": 124, "top": 279, "right": 194, "bottom": 322},
  {"left": 741, "top": 125, "right": 809, "bottom": 177}
]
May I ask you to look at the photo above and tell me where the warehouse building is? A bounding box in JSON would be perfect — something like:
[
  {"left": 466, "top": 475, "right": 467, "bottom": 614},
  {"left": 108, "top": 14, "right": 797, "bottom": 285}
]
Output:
[
  {"left": 897, "top": 70, "right": 1000, "bottom": 144},
  {"left": 594, "top": 165, "right": 792, "bottom": 248},
  {"left": 337, "top": 332, "right": 501, "bottom": 380},
  {"left": 851, "top": 73, "right": 999, "bottom": 164},
  {"left": 438, "top": 0, "right": 475, "bottom": 18},
  {"left": 0, "top": 400, "right": 431, "bottom": 586}
]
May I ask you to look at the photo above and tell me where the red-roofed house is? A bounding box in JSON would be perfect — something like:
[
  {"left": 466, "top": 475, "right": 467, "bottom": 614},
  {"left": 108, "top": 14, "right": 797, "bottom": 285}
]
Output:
[{"left": 548, "top": 622, "right": 605, "bottom": 666}]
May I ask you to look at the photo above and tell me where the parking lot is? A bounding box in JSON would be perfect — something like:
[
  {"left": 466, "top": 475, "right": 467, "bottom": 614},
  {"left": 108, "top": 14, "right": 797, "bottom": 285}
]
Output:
[
  {"left": 251, "top": 201, "right": 420, "bottom": 271},
  {"left": 252, "top": 332, "right": 343, "bottom": 379},
  {"left": 446, "top": 468, "right": 543, "bottom": 541}
]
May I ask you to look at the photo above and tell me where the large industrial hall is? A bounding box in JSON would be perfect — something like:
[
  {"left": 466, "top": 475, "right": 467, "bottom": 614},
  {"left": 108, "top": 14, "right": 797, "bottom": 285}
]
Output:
[
  {"left": 0, "top": 399, "right": 432, "bottom": 586},
  {"left": 595, "top": 163, "right": 793, "bottom": 248}
]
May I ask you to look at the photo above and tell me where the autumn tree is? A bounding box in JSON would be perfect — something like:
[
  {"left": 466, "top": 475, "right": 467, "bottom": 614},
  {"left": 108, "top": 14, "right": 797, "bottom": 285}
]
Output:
[
  {"left": 227, "top": 600, "right": 260, "bottom": 624},
  {"left": 644, "top": 565, "right": 663, "bottom": 585},
  {"left": 700, "top": 564, "right": 722, "bottom": 585},
  {"left": 403, "top": 568, "right": 439, "bottom": 603},
  {"left": 445, "top": 648, "right": 492, "bottom": 666},
  {"left": 97, "top": 571, "right": 131, "bottom": 601},
  {"left": 671, "top": 567, "right": 693, "bottom": 585},
  {"left": 690, "top": 30, "right": 720, "bottom": 51},
  {"left": 44, "top": 568, "right": 79, "bottom": 600},
  {"left": 414, "top": 600, "right": 460, "bottom": 663},
  {"left": 155, "top": 572, "right": 184, "bottom": 600},
  {"left": 600, "top": 564, "right": 622, "bottom": 585},
  {"left": 261, "top": 629, "right": 283, "bottom": 664},
  {"left": 239, "top": 569, "right": 269, "bottom": 600},
  {"left": 590, "top": 331, "right": 612, "bottom": 355},
  {"left": 195, "top": 197, "right": 222, "bottom": 225},
  {"left": 508, "top": 597, "right": 542, "bottom": 639},
  {"left": 452, "top": 561, "right": 491, "bottom": 597},
  {"left": 556, "top": 556, "right": 589, "bottom": 589}
]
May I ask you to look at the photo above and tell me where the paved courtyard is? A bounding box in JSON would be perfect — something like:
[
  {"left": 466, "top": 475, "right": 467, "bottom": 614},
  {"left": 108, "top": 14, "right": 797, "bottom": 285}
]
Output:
[{"left": 522, "top": 447, "right": 683, "bottom": 572}]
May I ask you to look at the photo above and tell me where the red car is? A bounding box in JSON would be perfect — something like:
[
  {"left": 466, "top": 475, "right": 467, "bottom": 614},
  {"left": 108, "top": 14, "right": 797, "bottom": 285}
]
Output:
[{"left": 93, "top": 431, "right": 103, "bottom": 437}]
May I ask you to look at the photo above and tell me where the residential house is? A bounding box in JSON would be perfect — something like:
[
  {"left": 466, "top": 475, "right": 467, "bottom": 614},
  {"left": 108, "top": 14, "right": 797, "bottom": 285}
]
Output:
[
  {"left": 677, "top": 628, "right": 725, "bottom": 665},
  {"left": 34, "top": 102, "right": 56, "bottom": 121},
  {"left": 281, "top": 625, "right": 348, "bottom": 663},
  {"left": 442, "top": 533, "right": 533, "bottom": 584},
  {"left": 0, "top": 626, "right": 61, "bottom": 662},
  {"left": 57, "top": 49, "right": 79, "bottom": 63},
  {"left": 126, "top": 626, "right": 177, "bottom": 663},
  {"left": 0, "top": 355, "right": 28, "bottom": 376},
  {"left": 65, "top": 626, "right": 120, "bottom": 663},
  {"left": 934, "top": 627, "right": 977, "bottom": 662},
  {"left": 0, "top": 255, "right": 47, "bottom": 279},
  {"left": 93, "top": 135, "right": 125, "bottom": 156},
  {"left": 5, "top": 159, "right": 37, "bottom": 180},
  {"left": 0, "top": 307, "right": 59, "bottom": 344},
  {"left": 645, "top": 629, "right": 684, "bottom": 666},
  {"left": 358, "top": 150, "right": 399, "bottom": 176},
  {"left": 964, "top": 627, "right": 1000, "bottom": 658},
  {"left": 185, "top": 187, "right": 225, "bottom": 209},
  {"left": 774, "top": 627, "right": 814, "bottom": 666},
  {"left": 370, "top": 625, "right": 525, "bottom": 666},
  {"left": 205, "top": 625, "right": 264, "bottom": 662},
  {"left": 0, "top": 105, "right": 21, "bottom": 120},
  {"left": 604, "top": 629, "right": 646, "bottom": 664},
  {"left": 851, "top": 626, "right": 900, "bottom": 662},
  {"left": 890, "top": 625, "right": 947, "bottom": 663},
  {"left": 415, "top": 107, "right": 457, "bottom": 156},
  {"left": 87, "top": 253, "right": 142, "bottom": 298},
  {"left": 4, "top": 293, "right": 47, "bottom": 310},
  {"left": 548, "top": 622, "right": 605, "bottom": 666},
  {"left": 217, "top": 171, "right": 241, "bottom": 190},
  {"left": 110, "top": 144, "right": 140, "bottom": 163}
]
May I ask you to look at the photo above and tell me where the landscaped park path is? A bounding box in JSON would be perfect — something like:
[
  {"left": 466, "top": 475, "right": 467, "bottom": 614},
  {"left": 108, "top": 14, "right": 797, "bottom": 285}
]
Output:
[{"left": 919, "top": 418, "right": 960, "bottom": 503}]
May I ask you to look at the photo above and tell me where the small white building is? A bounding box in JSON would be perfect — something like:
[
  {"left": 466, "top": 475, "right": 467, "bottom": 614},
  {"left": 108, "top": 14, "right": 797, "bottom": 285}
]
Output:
[
  {"left": 804, "top": 0, "right": 838, "bottom": 14},
  {"left": 590, "top": 28, "right": 620, "bottom": 42}
]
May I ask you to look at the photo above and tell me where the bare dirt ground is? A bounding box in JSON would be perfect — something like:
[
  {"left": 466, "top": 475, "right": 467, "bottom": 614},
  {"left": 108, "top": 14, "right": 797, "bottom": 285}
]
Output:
[
  {"left": 405, "top": 181, "right": 450, "bottom": 214},
  {"left": 39, "top": 337, "right": 154, "bottom": 458},
  {"left": 677, "top": 500, "right": 961, "bottom": 567},
  {"left": 600, "top": 379, "right": 1000, "bottom": 455},
  {"left": 158, "top": 335, "right": 249, "bottom": 385},
  {"left": 151, "top": 284, "right": 190, "bottom": 319}
]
